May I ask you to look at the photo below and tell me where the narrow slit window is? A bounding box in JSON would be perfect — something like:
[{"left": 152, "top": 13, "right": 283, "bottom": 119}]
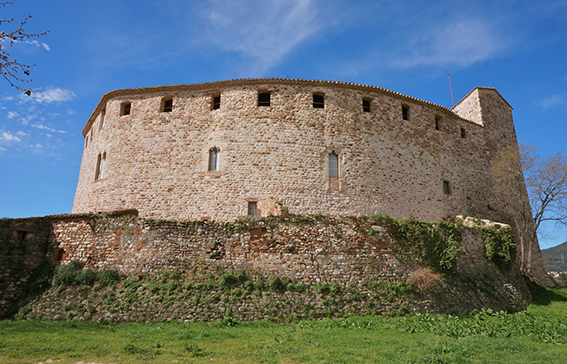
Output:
[
  {"left": 212, "top": 95, "right": 221, "bottom": 110},
  {"left": 313, "top": 93, "right": 325, "bottom": 109},
  {"left": 402, "top": 105, "right": 410, "bottom": 120},
  {"left": 460, "top": 128, "right": 466, "bottom": 138},
  {"left": 208, "top": 148, "right": 219, "bottom": 172},
  {"left": 258, "top": 92, "right": 271, "bottom": 107},
  {"left": 443, "top": 180, "right": 451, "bottom": 195},
  {"left": 99, "top": 107, "right": 106, "bottom": 129},
  {"left": 329, "top": 153, "right": 339, "bottom": 178},
  {"left": 435, "top": 116, "right": 441, "bottom": 130},
  {"left": 121, "top": 102, "right": 131, "bottom": 116},
  {"left": 362, "top": 98, "right": 371, "bottom": 112},
  {"left": 248, "top": 202, "right": 258, "bottom": 216},
  {"left": 163, "top": 98, "right": 173, "bottom": 112},
  {"left": 96, "top": 152, "right": 106, "bottom": 180}
]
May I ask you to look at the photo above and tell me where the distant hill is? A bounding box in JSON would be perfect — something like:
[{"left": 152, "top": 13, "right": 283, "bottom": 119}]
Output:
[{"left": 542, "top": 242, "right": 567, "bottom": 272}]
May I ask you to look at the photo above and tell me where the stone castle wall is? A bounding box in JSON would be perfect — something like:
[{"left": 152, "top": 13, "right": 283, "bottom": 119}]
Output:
[
  {"left": 72, "top": 79, "right": 517, "bottom": 224},
  {"left": 0, "top": 211, "right": 530, "bottom": 318}
]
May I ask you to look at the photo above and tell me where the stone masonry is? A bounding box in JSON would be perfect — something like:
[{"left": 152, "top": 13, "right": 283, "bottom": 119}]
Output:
[{"left": 73, "top": 79, "right": 516, "bottom": 223}]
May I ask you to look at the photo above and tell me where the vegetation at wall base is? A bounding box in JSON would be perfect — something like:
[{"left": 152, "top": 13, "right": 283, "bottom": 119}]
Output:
[{"left": 1, "top": 286, "right": 567, "bottom": 363}]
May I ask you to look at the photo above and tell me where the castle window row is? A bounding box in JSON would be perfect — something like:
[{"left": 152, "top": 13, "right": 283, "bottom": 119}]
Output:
[
  {"left": 94, "top": 148, "right": 452, "bottom": 196},
  {"left": 102, "top": 95, "right": 467, "bottom": 138}
]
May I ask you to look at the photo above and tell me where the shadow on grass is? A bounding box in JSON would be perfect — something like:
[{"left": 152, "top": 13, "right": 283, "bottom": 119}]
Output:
[{"left": 527, "top": 277, "right": 567, "bottom": 306}]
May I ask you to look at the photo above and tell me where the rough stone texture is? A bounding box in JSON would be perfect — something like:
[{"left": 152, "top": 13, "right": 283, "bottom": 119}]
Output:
[
  {"left": 73, "top": 79, "right": 511, "bottom": 224},
  {"left": 70, "top": 78, "right": 549, "bottom": 284},
  {"left": 0, "top": 211, "right": 530, "bottom": 319}
]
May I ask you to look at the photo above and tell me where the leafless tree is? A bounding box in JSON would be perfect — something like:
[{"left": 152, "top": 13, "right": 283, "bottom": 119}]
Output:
[
  {"left": 0, "top": 1, "right": 48, "bottom": 94},
  {"left": 492, "top": 144, "right": 567, "bottom": 277}
]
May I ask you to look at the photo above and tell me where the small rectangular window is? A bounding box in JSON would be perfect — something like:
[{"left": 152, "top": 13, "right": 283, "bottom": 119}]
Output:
[
  {"left": 435, "top": 116, "right": 441, "bottom": 130},
  {"left": 362, "top": 98, "right": 371, "bottom": 112},
  {"left": 212, "top": 95, "right": 221, "bottom": 110},
  {"left": 402, "top": 105, "right": 409, "bottom": 120},
  {"left": 248, "top": 202, "right": 258, "bottom": 216},
  {"left": 460, "top": 128, "right": 466, "bottom": 138},
  {"left": 163, "top": 98, "right": 173, "bottom": 112},
  {"left": 313, "top": 93, "right": 325, "bottom": 109},
  {"left": 443, "top": 180, "right": 451, "bottom": 195},
  {"left": 258, "top": 92, "right": 270, "bottom": 107},
  {"left": 121, "top": 102, "right": 131, "bottom": 116}
]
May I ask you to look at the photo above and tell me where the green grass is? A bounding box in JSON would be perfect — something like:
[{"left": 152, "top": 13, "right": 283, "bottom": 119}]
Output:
[{"left": 2, "top": 288, "right": 567, "bottom": 363}]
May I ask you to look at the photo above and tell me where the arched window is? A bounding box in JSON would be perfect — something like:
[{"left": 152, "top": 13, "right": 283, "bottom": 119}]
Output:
[
  {"left": 95, "top": 152, "right": 106, "bottom": 180},
  {"left": 329, "top": 153, "right": 339, "bottom": 177},
  {"left": 208, "top": 148, "right": 220, "bottom": 171},
  {"left": 99, "top": 107, "right": 106, "bottom": 129},
  {"left": 329, "top": 152, "right": 339, "bottom": 190}
]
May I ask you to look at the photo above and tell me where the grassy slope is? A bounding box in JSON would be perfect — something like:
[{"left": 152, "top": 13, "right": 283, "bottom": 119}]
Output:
[
  {"left": 1, "top": 287, "right": 567, "bottom": 364},
  {"left": 542, "top": 241, "right": 567, "bottom": 272}
]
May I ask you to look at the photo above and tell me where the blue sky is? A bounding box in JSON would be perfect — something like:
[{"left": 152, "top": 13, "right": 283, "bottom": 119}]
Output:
[{"left": 0, "top": 0, "right": 566, "bottom": 248}]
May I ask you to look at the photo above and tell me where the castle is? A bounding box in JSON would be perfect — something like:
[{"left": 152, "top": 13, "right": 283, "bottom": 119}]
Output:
[
  {"left": 73, "top": 78, "right": 519, "bottom": 224},
  {"left": 0, "top": 79, "right": 550, "bottom": 318}
]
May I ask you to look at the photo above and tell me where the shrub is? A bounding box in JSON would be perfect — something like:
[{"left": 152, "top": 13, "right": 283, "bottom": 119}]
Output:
[
  {"left": 52, "top": 261, "right": 83, "bottom": 286},
  {"left": 329, "top": 282, "right": 342, "bottom": 296},
  {"left": 78, "top": 268, "right": 97, "bottom": 285},
  {"left": 314, "top": 282, "right": 330, "bottom": 295},
  {"left": 408, "top": 267, "right": 445, "bottom": 294},
  {"left": 219, "top": 273, "right": 237, "bottom": 291},
  {"left": 267, "top": 275, "right": 285, "bottom": 292},
  {"left": 479, "top": 226, "right": 516, "bottom": 272},
  {"left": 99, "top": 269, "right": 120, "bottom": 287}
]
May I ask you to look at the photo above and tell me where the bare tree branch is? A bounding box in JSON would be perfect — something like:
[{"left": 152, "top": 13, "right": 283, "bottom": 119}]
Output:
[
  {"left": 492, "top": 144, "right": 567, "bottom": 275},
  {"left": 0, "top": 1, "right": 49, "bottom": 95}
]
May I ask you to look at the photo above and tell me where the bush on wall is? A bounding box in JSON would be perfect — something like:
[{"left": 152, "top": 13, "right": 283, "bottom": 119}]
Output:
[{"left": 478, "top": 226, "right": 516, "bottom": 272}]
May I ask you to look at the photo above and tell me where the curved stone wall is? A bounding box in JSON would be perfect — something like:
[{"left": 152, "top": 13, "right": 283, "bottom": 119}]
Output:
[{"left": 72, "top": 79, "right": 517, "bottom": 222}]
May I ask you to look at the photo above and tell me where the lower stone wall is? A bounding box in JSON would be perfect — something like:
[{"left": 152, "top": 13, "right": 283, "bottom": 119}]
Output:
[{"left": 0, "top": 210, "right": 530, "bottom": 319}]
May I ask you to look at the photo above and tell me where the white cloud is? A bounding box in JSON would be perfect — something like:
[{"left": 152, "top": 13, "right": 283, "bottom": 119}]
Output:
[
  {"left": 0, "top": 131, "right": 21, "bottom": 142},
  {"left": 16, "top": 131, "right": 29, "bottom": 136},
  {"left": 31, "top": 123, "right": 65, "bottom": 133},
  {"left": 30, "top": 87, "right": 76, "bottom": 104},
  {"left": 394, "top": 19, "right": 507, "bottom": 68},
  {"left": 202, "top": 0, "right": 327, "bottom": 74},
  {"left": 0, "top": 146, "right": 6, "bottom": 151},
  {"left": 539, "top": 95, "right": 567, "bottom": 110},
  {"left": 7, "top": 111, "right": 18, "bottom": 119}
]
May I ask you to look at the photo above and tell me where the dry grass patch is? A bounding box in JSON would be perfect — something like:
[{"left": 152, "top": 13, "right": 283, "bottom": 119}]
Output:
[{"left": 408, "top": 267, "right": 445, "bottom": 294}]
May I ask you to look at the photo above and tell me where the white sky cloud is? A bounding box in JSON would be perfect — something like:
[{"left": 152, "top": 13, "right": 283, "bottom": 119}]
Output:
[
  {"left": 31, "top": 123, "right": 66, "bottom": 133},
  {"left": 202, "top": 0, "right": 327, "bottom": 74},
  {"left": 0, "top": 146, "right": 6, "bottom": 151},
  {"left": 30, "top": 87, "right": 76, "bottom": 104},
  {"left": 7, "top": 111, "right": 18, "bottom": 119},
  {"left": 0, "top": 131, "right": 21, "bottom": 142},
  {"left": 539, "top": 95, "right": 567, "bottom": 109},
  {"left": 394, "top": 19, "right": 507, "bottom": 68},
  {"left": 24, "top": 40, "right": 51, "bottom": 51}
]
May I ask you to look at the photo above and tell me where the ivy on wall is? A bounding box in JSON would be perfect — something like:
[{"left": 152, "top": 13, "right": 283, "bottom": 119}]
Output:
[{"left": 477, "top": 226, "right": 516, "bottom": 272}]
